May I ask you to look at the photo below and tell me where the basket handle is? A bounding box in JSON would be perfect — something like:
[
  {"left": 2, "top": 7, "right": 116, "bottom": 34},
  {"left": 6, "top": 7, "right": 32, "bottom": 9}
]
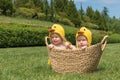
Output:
[
  {"left": 45, "top": 36, "right": 50, "bottom": 47},
  {"left": 101, "top": 35, "right": 109, "bottom": 51}
]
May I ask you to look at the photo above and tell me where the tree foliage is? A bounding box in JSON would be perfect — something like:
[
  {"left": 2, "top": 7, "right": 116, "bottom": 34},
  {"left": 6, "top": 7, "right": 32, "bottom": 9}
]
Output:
[
  {"left": 0, "top": 0, "right": 120, "bottom": 33},
  {"left": 0, "top": 0, "right": 14, "bottom": 16}
]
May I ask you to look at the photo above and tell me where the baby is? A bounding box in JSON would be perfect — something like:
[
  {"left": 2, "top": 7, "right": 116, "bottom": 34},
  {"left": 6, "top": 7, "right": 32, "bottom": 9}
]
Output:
[
  {"left": 48, "top": 24, "right": 75, "bottom": 50},
  {"left": 47, "top": 24, "right": 75, "bottom": 65},
  {"left": 76, "top": 27, "right": 92, "bottom": 49}
]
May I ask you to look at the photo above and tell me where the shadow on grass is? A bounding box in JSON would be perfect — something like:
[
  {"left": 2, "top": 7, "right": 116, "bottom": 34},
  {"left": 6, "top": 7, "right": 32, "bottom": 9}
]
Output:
[{"left": 91, "top": 66, "right": 106, "bottom": 73}]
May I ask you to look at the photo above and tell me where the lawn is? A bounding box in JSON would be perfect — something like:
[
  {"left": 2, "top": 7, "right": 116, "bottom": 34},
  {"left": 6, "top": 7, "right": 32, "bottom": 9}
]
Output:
[{"left": 0, "top": 43, "right": 120, "bottom": 80}]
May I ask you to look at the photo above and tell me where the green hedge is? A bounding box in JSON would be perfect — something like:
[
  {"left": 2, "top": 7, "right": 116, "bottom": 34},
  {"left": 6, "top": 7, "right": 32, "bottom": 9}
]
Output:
[
  {"left": 108, "top": 33, "right": 120, "bottom": 43},
  {"left": 0, "top": 23, "right": 48, "bottom": 48},
  {"left": 0, "top": 23, "right": 120, "bottom": 48}
]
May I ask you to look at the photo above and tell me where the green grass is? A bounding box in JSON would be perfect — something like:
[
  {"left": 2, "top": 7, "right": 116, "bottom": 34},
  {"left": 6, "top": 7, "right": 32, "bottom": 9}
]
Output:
[
  {"left": 0, "top": 16, "right": 53, "bottom": 27},
  {"left": 0, "top": 15, "right": 78, "bottom": 32},
  {"left": 0, "top": 16, "right": 76, "bottom": 28},
  {"left": 0, "top": 43, "right": 120, "bottom": 80}
]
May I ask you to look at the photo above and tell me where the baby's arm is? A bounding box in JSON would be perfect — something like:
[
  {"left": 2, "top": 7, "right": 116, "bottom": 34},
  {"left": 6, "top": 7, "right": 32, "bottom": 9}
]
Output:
[
  {"left": 81, "top": 46, "right": 88, "bottom": 49},
  {"left": 65, "top": 42, "right": 76, "bottom": 49}
]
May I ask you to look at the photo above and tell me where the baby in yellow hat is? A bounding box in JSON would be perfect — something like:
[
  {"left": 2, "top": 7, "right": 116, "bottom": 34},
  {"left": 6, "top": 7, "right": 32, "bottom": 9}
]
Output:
[
  {"left": 76, "top": 27, "right": 92, "bottom": 49},
  {"left": 47, "top": 24, "right": 75, "bottom": 65},
  {"left": 48, "top": 24, "right": 75, "bottom": 50}
]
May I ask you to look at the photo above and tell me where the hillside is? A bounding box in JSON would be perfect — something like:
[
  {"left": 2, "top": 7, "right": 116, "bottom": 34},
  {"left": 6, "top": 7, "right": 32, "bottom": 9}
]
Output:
[
  {"left": 0, "top": 16, "right": 76, "bottom": 28},
  {"left": 0, "top": 16, "right": 120, "bottom": 48}
]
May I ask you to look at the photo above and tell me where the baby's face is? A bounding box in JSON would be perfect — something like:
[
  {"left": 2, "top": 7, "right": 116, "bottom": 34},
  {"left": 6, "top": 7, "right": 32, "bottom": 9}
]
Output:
[
  {"left": 77, "top": 36, "right": 88, "bottom": 48},
  {"left": 50, "top": 33, "right": 63, "bottom": 45}
]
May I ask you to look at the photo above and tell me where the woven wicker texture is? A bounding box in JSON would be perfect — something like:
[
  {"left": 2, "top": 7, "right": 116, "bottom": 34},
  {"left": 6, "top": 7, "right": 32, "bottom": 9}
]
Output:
[{"left": 46, "top": 35, "right": 108, "bottom": 73}]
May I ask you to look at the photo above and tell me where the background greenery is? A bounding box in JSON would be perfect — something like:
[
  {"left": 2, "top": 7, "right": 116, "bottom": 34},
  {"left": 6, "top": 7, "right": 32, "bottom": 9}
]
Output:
[
  {"left": 0, "top": 43, "right": 120, "bottom": 80},
  {"left": 0, "top": 0, "right": 120, "bottom": 47},
  {"left": 0, "top": 16, "right": 120, "bottom": 48},
  {"left": 0, "top": 0, "right": 120, "bottom": 33}
]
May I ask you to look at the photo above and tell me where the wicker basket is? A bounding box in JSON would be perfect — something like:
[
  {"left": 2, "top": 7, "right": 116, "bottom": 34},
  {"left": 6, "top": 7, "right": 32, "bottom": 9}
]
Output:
[{"left": 45, "top": 35, "right": 108, "bottom": 73}]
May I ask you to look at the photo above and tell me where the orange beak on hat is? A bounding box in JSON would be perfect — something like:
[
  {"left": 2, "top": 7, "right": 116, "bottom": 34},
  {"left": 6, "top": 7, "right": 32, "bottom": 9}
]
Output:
[
  {"left": 49, "top": 29, "right": 55, "bottom": 33},
  {"left": 77, "top": 31, "right": 84, "bottom": 35}
]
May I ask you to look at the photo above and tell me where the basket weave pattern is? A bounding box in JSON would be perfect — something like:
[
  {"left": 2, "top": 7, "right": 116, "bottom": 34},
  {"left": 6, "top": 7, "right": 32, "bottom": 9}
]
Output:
[{"left": 48, "top": 43, "right": 102, "bottom": 73}]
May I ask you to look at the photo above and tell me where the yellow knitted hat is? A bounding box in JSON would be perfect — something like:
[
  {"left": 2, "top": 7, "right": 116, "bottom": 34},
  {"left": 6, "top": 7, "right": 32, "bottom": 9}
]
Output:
[
  {"left": 76, "top": 27, "right": 92, "bottom": 46},
  {"left": 49, "top": 24, "right": 66, "bottom": 41}
]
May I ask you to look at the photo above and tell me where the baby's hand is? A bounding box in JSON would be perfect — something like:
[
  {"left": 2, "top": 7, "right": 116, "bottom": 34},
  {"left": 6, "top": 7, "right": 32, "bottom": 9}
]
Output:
[
  {"left": 81, "top": 46, "right": 87, "bottom": 49},
  {"left": 65, "top": 42, "right": 74, "bottom": 49},
  {"left": 48, "top": 45, "right": 54, "bottom": 50}
]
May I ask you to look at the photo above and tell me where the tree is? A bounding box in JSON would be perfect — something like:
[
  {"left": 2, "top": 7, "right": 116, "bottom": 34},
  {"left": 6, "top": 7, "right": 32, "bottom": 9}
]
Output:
[
  {"left": 66, "top": 0, "right": 80, "bottom": 27},
  {"left": 101, "top": 7, "right": 109, "bottom": 31},
  {"left": 53, "top": 0, "right": 69, "bottom": 19},
  {"left": 78, "top": 2, "right": 84, "bottom": 19},
  {"left": 102, "top": 7, "right": 109, "bottom": 17},
  {"left": 25, "top": 0, "right": 35, "bottom": 8},
  {"left": 33, "top": 0, "right": 41, "bottom": 7},
  {"left": 78, "top": 2, "right": 84, "bottom": 25},
  {"left": 86, "top": 6, "right": 94, "bottom": 22},
  {"left": 14, "top": 0, "right": 29, "bottom": 8},
  {"left": 50, "top": 0, "right": 56, "bottom": 22},
  {"left": 111, "top": 19, "right": 120, "bottom": 33},
  {"left": 54, "top": 0, "right": 68, "bottom": 13},
  {"left": 0, "top": 0, "right": 14, "bottom": 16},
  {"left": 93, "top": 10, "right": 101, "bottom": 29},
  {"left": 43, "top": 0, "right": 49, "bottom": 20}
]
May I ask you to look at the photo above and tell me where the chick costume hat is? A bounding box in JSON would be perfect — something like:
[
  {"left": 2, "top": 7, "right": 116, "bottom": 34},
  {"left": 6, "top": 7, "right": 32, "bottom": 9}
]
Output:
[
  {"left": 76, "top": 27, "right": 92, "bottom": 47},
  {"left": 49, "top": 24, "right": 66, "bottom": 41}
]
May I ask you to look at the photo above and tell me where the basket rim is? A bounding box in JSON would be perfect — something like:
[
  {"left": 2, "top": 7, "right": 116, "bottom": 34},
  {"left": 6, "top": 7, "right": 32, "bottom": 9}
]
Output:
[{"left": 45, "top": 35, "right": 108, "bottom": 51}]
